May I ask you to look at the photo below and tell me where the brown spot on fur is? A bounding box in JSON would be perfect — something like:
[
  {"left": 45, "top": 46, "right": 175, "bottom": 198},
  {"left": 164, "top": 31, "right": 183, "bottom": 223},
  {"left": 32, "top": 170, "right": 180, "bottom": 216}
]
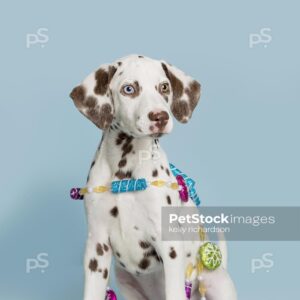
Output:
[
  {"left": 118, "top": 159, "right": 127, "bottom": 168},
  {"left": 97, "top": 103, "right": 114, "bottom": 129},
  {"left": 151, "top": 236, "right": 156, "bottom": 242},
  {"left": 72, "top": 87, "right": 114, "bottom": 129},
  {"left": 185, "top": 80, "right": 201, "bottom": 111},
  {"left": 169, "top": 247, "right": 177, "bottom": 259},
  {"left": 119, "top": 132, "right": 130, "bottom": 139},
  {"left": 186, "top": 252, "right": 191, "bottom": 258},
  {"left": 103, "top": 243, "right": 109, "bottom": 252},
  {"left": 121, "top": 140, "right": 133, "bottom": 157},
  {"left": 138, "top": 258, "right": 150, "bottom": 269},
  {"left": 116, "top": 252, "right": 121, "bottom": 258},
  {"left": 166, "top": 168, "right": 170, "bottom": 176},
  {"left": 110, "top": 206, "right": 118, "bottom": 217},
  {"left": 70, "top": 85, "right": 85, "bottom": 104},
  {"left": 103, "top": 268, "right": 108, "bottom": 279},
  {"left": 162, "top": 63, "right": 184, "bottom": 100},
  {"left": 116, "top": 132, "right": 129, "bottom": 145},
  {"left": 94, "top": 66, "right": 117, "bottom": 95},
  {"left": 98, "top": 268, "right": 102, "bottom": 272},
  {"left": 96, "top": 243, "right": 104, "bottom": 256},
  {"left": 166, "top": 195, "right": 172, "bottom": 205},
  {"left": 94, "top": 69, "right": 108, "bottom": 95},
  {"left": 161, "top": 62, "right": 200, "bottom": 122},
  {"left": 70, "top": 67, "right": 117, "bottom": 129},
  {"left": 144, "top": 248, "right": 159, "bottom": 259},
  {"left": 71, "top": 89, "right": 110, "bottom": 129},
  {"left": 152, "top": 169, "right": 158, "bottom": 177},
  {"left": 160, "top": 165, "right": 164, "bottom": 170},
  {"left": 89, "top": 258, "right": 98, "bottom": 272},
  {"left": 85, "top": 96, "right": 96, "bottom": 108},
  {"left": 171, "top": 100, "right": 190, "bottom": 123},
  {"left": 117, "top": 62, "right": 122, "bottom": 66},
  {"left": 116, "top": 133, "right": 134, "bottom": 157},
  {"left": 134, "top": 226, "right": 139, "bottom": 230},
  {"left": 139, "top": 241, "right": 151, "bottom": 249},
  {"left": 115, "top": 170, "right": 132, "bottom": 179},
  {"left": 138, "top": 55, "right": 144, "bottom": 58}
]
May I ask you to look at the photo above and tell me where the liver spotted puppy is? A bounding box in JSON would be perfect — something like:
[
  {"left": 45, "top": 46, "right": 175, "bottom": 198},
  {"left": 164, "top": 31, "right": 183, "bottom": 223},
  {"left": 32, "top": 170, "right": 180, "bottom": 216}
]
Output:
[{"left": 70, "top": 55, "right": 237, "bottom": 300}]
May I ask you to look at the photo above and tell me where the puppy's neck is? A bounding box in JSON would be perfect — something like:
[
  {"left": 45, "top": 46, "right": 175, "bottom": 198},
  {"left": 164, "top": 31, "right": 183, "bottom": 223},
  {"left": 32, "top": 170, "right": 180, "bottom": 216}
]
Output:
[{"left": 87, "top": 127, "right": 171, "bottom": 185}]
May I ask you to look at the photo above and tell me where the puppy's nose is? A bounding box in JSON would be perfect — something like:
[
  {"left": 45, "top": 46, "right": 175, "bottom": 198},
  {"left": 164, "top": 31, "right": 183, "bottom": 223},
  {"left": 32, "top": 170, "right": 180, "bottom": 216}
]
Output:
[
  {"left": 148, "top": 110, "right": 169, "bottom": 132},
  {"left": 148, "top": 111, "right": 169, "bottom": 123}
]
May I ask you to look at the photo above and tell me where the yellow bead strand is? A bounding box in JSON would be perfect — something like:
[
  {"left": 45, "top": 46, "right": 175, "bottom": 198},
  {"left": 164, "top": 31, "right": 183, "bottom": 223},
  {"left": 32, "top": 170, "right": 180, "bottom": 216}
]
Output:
[
  {"left": 151, "top": 180, "right": 166, "bottom": 187},
  {"left": 185, "top": 263, "right": 194, "bottom": 279},
  {"left": 94, "top": 186, "right": 109, "bottom": 193}
]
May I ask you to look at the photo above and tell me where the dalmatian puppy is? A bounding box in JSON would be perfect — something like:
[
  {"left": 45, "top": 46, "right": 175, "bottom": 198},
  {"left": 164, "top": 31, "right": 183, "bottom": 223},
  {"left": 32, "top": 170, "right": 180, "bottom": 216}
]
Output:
[{"left": 70, "top": 55, "right": 237, "bottom": 300}]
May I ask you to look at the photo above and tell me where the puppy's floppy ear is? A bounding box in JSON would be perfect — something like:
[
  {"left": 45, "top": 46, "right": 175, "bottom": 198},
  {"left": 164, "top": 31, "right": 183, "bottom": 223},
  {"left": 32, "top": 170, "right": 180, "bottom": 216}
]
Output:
[
  {"left": 70, "top": 63, "right": 118, "bottom": 129},
  {"left": 161, "top": 62, "right": 201, "bottom": 123}
]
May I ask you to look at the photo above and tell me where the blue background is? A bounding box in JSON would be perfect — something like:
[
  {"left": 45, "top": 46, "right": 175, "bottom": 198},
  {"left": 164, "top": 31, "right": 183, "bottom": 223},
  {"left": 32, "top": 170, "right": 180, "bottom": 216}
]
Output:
[{"left": 1, "top": 0, "right": 299, "bottom": 299}]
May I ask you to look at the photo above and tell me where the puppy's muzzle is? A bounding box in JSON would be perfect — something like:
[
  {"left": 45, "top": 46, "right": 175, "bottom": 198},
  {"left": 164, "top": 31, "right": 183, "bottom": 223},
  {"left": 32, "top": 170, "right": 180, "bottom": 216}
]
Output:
[{"left": 148, "top": 110, "right": 169, "bottom": 132}]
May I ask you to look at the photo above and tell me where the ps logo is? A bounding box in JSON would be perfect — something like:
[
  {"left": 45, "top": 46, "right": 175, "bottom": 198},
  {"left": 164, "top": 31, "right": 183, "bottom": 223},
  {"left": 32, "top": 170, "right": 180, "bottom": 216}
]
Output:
[
  {"left": 26, "top": 253, "right": 49, "bottom": 274},
  {"left": 249, "top": 28, "right": 272, "bottom": 48},
  {"left": 138, "top": 150, "right": 160, "bottom": 164},
  {"left": 251, "top": 253, "right": 274, "bottom": 273},
  {"left": 26, "top": 28, "right": 49, "bottom": 48}
]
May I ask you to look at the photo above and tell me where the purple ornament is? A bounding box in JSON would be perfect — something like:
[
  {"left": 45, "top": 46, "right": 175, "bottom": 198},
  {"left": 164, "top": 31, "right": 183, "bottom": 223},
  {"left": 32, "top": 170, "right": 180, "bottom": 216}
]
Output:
[
  {"left": 105, "top": 288, "right": 117, "bottom": 300},
  {"left": 70, "top": 187, "right": 83, "bottom": 200},
  {"left": 176, "top": 175, "right": 189, "bottom": 202},
  {"left": 185, "top": 280, "right": 192, "bottom": 299}
]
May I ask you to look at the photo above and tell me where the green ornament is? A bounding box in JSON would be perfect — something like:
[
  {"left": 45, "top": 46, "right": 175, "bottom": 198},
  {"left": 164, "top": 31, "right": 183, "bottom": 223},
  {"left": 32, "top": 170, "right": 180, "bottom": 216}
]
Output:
[{"left": 199, "top": 242, "right": 222, "bottom": 270}]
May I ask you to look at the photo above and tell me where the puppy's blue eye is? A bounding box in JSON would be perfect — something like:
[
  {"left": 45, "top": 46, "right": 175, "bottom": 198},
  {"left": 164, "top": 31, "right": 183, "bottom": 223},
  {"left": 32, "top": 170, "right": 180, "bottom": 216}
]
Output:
[{"left": 123, "top": 85, "right": 135, "bottom": 95}]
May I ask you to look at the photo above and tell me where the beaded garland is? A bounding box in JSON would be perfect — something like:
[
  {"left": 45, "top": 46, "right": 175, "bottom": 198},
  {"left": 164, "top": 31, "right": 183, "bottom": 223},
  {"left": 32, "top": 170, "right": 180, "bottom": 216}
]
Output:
[
  {"left": 70, "top": 163, "right": 201, "bottom": 207},
  {"left": 169, "top": 163, "right": 201, "bottom": 206},
  {"left": 70, "top": 164, "right": 222, "bottom": 300},
  {"left": 184, "top": 230, "right": 222, "bottom": 300}
]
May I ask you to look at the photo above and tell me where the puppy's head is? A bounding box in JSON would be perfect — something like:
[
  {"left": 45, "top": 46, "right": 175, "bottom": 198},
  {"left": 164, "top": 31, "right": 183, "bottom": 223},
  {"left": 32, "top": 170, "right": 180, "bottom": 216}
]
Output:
[{"left": 70, "top": 55, "right": 201, "bottom": 137}]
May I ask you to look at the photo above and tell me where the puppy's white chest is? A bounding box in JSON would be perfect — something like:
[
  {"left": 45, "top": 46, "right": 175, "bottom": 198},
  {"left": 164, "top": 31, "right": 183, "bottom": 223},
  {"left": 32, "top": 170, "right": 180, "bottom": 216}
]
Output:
[{"left": 107, "top": 191, "right": 165, "bottom": 274}]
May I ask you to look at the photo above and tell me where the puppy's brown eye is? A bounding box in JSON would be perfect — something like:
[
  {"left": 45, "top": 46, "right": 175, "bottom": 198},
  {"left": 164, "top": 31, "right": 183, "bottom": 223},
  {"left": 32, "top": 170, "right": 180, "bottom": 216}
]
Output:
[{"left": 159, "top": 82, "right": 170, "bottom": 94}]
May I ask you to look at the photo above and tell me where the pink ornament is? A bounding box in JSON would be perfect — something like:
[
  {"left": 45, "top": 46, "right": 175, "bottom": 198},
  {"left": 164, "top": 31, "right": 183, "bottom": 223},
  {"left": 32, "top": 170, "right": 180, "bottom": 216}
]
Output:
[
  {"left": 185, "top": 280, "right": 192, "bottom": 299},
  {"left": 176, "top": 175, "right": 189, "bottom": 202},
  {"left": 70, "top": 187, "right": 83, "bottom": 200},
  {"left": 105, "top": 288, "right": 117, "bottom": 300}
]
